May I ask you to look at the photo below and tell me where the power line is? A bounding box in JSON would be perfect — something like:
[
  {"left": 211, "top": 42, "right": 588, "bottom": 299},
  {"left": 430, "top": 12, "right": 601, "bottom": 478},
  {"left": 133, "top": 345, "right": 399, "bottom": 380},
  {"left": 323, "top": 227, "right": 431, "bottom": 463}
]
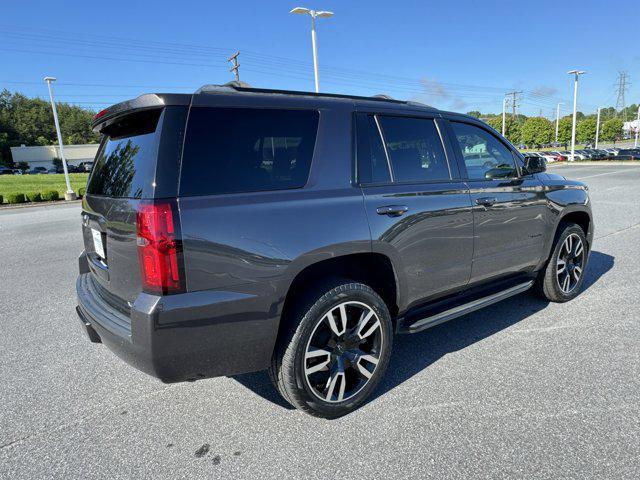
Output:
[{"left": 615, "top": 71, "right": 630, "bottom": 121}]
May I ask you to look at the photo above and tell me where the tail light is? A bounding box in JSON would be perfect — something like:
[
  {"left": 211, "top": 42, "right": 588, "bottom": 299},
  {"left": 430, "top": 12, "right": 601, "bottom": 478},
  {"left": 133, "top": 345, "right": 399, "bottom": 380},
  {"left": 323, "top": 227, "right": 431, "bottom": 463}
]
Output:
[{"left": 136, "top": 201, "right": 185, "bottom": 294}]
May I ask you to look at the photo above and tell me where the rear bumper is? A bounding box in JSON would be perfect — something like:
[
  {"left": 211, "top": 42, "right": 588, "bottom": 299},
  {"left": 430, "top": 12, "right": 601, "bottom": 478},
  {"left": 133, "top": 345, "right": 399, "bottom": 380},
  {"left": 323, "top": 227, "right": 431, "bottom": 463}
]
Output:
[{"left": 76, "top": 272, "right": 279, "bottom": 382}]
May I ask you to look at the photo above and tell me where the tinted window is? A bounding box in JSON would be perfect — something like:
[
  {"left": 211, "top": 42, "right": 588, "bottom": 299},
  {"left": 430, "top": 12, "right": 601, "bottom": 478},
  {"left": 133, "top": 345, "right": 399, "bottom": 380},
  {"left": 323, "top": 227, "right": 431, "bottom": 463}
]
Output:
[
  {"left": 378, "top": 116, "right": 450, "bottom": 182},
  {"left": 180, "top": 108, "right": 319, "bottom": 196},
  {"left": 450, "top": 122, "right": 517, "bottom": 180},
  {"left": 86, "top": 109, "right": 162, "bottom": 198},
  {"left": 356, "top": 114, "right": 391, "bottom": 184}
]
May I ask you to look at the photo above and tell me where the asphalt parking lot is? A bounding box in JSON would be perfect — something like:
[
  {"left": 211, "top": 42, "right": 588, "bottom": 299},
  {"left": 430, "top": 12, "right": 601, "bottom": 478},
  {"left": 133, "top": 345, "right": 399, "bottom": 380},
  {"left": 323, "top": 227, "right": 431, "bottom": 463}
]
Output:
[{"left": 1, "top": 163, "right": 639, "bottom": 479}]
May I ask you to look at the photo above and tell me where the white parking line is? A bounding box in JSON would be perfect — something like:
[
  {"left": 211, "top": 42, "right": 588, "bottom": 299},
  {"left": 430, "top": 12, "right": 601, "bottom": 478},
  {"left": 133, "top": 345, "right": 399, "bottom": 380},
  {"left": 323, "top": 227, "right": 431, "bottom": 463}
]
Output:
[{"left": 577, "top": 170, "right": 635, "bottom": 180}]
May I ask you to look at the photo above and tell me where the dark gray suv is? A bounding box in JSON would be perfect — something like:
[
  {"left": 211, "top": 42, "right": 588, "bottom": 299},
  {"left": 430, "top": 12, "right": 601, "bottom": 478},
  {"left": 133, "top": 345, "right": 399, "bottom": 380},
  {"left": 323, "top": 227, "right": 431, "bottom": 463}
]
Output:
[{"left": 76, "top": 84, "right": 593, "bottom": 418}]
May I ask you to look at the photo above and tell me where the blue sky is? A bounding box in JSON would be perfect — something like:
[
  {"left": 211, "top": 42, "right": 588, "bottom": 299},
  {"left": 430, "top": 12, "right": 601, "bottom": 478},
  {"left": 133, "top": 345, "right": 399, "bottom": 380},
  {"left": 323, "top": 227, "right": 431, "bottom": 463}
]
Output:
[{"left": 1, "top": 0, "right": 638, "bottom": 118}]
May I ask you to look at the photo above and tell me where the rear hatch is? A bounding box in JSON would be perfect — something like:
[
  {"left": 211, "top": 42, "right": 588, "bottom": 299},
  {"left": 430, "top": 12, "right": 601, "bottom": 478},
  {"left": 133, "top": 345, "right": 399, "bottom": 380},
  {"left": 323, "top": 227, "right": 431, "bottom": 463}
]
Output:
[{"left": 82, "top": 95, "right": 189, "bottom": 309}]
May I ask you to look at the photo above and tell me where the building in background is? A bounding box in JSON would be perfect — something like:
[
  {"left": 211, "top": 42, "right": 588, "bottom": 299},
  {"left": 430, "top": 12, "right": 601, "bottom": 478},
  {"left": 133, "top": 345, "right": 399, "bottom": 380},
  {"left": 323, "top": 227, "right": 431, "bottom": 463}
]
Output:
[
  {"left": 622, "top": 119, "right": 639, "bottom": 137},
  {"left": 9, "top": 144, "right": 99, "bottom": 169}
]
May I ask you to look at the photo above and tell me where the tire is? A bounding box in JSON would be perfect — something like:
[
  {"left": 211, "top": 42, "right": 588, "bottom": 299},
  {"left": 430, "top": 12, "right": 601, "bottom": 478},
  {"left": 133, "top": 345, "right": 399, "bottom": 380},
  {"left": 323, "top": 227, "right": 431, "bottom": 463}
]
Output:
[
  {"left": 536, "top": 223, "right": 588, "bottom": 302},
  {"left": 269, "top": 280, "right": 393, "bottom": 419}
]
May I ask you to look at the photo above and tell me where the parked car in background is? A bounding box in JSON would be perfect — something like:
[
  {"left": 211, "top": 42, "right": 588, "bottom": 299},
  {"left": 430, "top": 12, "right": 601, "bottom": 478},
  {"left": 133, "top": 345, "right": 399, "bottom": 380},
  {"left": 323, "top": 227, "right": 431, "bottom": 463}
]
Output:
[
  {"left": 77, "top": 162, "right": 94, "bottom": 172},
  {"left": 550, "top": 151, "right": 568, "bottom": 161},
  {"left": 76, "top": 84, "right": 594, "bottom": 418},
  {"left": 0, "top": 166, "right": 15, "bottom": 175},
  {"left": 616, "top": 149, "right": 640, "bottom": 160},
  {"left": 28, "top": 166, "right": 49, "bottom": 175}
]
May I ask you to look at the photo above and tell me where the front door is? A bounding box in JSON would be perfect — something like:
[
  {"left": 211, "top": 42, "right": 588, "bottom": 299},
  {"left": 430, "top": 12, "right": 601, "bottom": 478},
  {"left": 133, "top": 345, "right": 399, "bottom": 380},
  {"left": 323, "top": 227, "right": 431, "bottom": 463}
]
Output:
[
  {"left": 446, "top": 120, "right": 547, "bottom": 284},
  {"left": 355, "top": 112, "right": 474, "bottom": 310}
]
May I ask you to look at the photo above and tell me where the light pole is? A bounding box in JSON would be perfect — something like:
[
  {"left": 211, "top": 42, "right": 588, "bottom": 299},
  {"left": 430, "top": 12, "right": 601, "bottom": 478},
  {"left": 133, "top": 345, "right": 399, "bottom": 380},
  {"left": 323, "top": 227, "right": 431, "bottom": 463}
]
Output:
[
  {"left": 595, "top": 107, "right": 602, "bottom": 149},
  {"left": 44, "top": 76, "right": 76, "bottom": 200},
  {"left": 502, "top": 96, "right": 507, "bottom": 137},
  {"left": 555, "top": 102, "right": 564, "bottom": 144},
  {"left": 635, "top": 105, "right": 640, "bottom": 148},
  {"left": 290, "top": 7, "right": 334, "bottom": 93},
  {"left": 567, "top": 70, "right": 586, "bottom": 161}
]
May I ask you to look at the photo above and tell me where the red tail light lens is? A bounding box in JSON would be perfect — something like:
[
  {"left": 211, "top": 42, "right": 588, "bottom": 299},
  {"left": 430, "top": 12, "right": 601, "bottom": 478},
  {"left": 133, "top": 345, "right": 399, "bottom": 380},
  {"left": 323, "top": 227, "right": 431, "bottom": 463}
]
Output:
[{"left": 136, "top": 201, "right": 184, "bottom": 294}]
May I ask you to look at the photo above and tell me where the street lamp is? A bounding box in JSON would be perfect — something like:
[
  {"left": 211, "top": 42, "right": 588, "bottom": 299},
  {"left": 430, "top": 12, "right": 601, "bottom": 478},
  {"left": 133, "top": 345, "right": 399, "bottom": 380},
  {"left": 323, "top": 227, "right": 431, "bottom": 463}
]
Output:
[
  {"left": 44, "top": 76, "right": 76, "bottom": 200},
  {"left": 595, "top": 107, "right": 602, "bottom": 149},
  {"left": 502, "top": 96, "right": 507, "bottom": 137},
  {"left": 555, "top": 102, "right": 564, "bottom": 144},
  {"left": 290, "top": 7, "right": 334, "bottom": 93},
  {"left": 567, "top": 70, "right": 586, "bottom": 161}
]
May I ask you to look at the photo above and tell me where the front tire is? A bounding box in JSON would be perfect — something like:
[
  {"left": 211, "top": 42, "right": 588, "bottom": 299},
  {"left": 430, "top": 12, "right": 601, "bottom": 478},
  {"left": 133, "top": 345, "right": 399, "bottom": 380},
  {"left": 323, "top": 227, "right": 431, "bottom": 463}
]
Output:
[
  {"left": 536, "top": 223, "right": 588, "bottom": 302},
  {"left": 270, "top": 280, "right": 393, "bottom": 418}
]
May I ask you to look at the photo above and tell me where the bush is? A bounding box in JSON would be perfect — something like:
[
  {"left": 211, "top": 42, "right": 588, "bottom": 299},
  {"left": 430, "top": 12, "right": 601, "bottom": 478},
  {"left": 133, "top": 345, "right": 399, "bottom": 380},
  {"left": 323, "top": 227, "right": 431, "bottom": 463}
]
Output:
[
  {"left": 7, "top": 193, "right": 26, "bottom": 204},
  {"left": 77, "top": 187, "right": 86, "bottom": 198},
  {"left": 0, "top": 194, "right": 3, "bottom": 204},
  {"left": 25, "top": 192, "right": 43, "bottom": 202},
  {"left": 41, "top": 190, "right": 60, "bottom": 201}
]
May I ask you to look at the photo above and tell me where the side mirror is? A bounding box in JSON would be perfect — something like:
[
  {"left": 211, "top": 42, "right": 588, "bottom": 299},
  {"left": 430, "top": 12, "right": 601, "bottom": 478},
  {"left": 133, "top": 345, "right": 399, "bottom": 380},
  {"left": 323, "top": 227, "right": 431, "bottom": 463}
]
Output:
[{"left": 523, "top": 156, "right": 546, "bottom": 174}]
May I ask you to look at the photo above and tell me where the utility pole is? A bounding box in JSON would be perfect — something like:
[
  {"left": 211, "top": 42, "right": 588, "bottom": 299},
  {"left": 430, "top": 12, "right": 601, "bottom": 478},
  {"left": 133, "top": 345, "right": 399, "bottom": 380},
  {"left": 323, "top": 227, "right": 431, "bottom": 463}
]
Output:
[
  {"left": 502, "top": 96, "right": 508, "bottom": 136},
  {"left": 567, "top": 70, "right": 586, "bottom": 161},
  {"left": 227, "top": 52, "right": 240, "bottom": 82},
  {"left": 555, "top": 102, "right": 564, "bottom": 144},
  {"left": 43, "top": 76, "right": 76, "bottom": 200},
  {"left": 635, "top": 105, "right": 640, "bottom": 148},
  {"left": 506, "top": 90, "right": 522, "bottom": 121},
  {"left": 595, "top": 107, "right": 602, "bottom": 149}
]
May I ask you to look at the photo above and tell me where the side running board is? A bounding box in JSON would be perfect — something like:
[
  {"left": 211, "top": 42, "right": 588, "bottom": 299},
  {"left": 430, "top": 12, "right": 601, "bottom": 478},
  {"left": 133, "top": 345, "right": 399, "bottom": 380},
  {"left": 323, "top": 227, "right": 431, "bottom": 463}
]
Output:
[{"left": 406, "top": 280, "right": 534, "bottom": 334}]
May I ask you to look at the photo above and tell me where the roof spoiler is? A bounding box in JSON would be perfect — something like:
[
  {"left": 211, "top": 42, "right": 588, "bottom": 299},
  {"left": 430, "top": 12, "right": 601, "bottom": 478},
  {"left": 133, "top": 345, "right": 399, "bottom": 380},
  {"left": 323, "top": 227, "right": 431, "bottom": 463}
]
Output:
[{"left": 91, "top": 93, "right": 190, "bottom": 132}]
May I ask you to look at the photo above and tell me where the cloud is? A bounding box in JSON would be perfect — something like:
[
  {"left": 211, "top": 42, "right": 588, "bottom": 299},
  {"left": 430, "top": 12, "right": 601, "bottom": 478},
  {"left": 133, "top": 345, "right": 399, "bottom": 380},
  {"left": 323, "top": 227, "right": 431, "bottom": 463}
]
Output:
[
  {"left": 420, "top": 77, "right": 450, "bottom": 99},
  {"left": 531, "top": 85, "right": 558, "bottom": 97},
  {"left": 450, "top": 98, "right": 468, "bottom": 110}
]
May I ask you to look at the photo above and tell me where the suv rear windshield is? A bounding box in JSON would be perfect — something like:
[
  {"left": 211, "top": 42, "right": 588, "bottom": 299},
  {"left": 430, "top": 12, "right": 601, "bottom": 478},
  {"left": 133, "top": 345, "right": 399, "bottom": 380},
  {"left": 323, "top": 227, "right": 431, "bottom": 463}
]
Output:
[
  {"left": 179, "top": 107, "right": 319, "bottom": 196},
  {"left": 86, "top": 108, "right": 163, "bottom": 198}
]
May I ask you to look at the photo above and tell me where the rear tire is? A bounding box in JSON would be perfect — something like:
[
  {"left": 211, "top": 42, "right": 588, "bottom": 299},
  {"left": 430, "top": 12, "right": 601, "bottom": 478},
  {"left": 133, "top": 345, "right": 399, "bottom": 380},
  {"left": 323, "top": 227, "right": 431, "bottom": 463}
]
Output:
[
  {"left": 269, "top": 280, "right": 393, "bottom": 419},
  {"left": 536, "top": 223, "right": 588, "bottom": 302}
]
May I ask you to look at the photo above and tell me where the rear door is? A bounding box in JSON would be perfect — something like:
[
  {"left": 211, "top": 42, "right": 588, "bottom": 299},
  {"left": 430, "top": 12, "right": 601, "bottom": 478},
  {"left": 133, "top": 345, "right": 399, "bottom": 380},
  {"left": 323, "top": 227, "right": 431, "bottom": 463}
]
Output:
[
  {"left": 445, "top": 120, "right": 547, "bottom": 284},
  {"left": 82, "top": 105, "right": 187, "bottom": 304},
  {"left": 356, "top": 111, "right": 474, "bottom": 310}
]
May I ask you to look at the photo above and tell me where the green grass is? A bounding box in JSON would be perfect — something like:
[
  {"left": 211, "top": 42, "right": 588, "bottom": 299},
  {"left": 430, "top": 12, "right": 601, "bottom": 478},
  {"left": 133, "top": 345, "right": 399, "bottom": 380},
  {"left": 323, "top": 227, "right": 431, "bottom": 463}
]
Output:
[{"left": 0, "top": 173, "right": 88, "bottom": 203}]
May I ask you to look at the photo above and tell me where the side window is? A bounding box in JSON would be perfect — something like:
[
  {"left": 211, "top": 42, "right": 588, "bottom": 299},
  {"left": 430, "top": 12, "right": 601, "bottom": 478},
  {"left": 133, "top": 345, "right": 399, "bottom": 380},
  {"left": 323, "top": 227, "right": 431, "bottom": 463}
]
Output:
[
  {"left": 450, "top": 122, "right": 518, "bottom": 180},
  {"left": 356, "top": 114, "right": 391, "bottom": 184},
  {"left": 180, "top": 108, "right": 319, "bottom": 196},
  {"left": 378, "top": 116, "right": 450, "bottom": 183}
]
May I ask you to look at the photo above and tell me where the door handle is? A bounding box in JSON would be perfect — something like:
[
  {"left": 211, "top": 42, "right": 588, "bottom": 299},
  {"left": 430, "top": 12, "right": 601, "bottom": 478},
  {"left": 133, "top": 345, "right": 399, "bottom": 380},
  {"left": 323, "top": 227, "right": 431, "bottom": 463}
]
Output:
[
  {"left": 475, "top": 197, "right": 497, "bottom": 207},
  {"left": 376, "top": 205, "right": 409, "bottom": 216}
]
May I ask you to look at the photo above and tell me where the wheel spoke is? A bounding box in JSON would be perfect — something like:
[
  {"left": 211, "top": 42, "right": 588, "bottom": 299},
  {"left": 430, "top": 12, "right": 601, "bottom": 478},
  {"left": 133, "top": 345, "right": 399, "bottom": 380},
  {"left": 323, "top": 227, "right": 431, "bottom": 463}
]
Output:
[
  {"left": 326, "top": 305, "right": 347, "bottom": 337},
  {"left": 562, "top": 273, "right": 571, "bottom": 292},
  {"left": 355, "top": 310, "right": 381, "bottom": 340},
  {"left": 557, "top": 258, "right": 566, "bottom": 274},
  {"left": 564, "top": 236, "right": 573, "bottom": 256},
  {"left": 574, "top": 240, "right": 583, "bottom": 257},
  {"left": 573, "top": 265, "right": 582, "bottom": 282},
  {"left": 324, "top": 360, "right": 346, "bottom": 402},
  {"left": 304, "top": 348, "right": 331, "bottom": 375},
  {"left": 356, "top": 353, "right": 379, "bottom": 380}
]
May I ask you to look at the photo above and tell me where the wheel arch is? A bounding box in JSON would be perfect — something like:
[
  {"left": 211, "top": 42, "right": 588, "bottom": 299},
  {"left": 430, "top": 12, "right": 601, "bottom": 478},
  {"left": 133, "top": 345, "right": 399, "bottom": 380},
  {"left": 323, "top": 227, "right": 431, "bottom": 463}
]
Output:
[{"left": 274, "top": 252, "right": 400, "bottom": 352}]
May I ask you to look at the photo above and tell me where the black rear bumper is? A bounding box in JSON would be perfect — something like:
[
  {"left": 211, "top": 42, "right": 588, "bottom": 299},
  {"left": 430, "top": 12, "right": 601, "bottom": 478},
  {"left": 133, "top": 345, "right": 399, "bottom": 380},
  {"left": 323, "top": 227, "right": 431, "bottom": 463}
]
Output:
[{"left": 76, "top": 272, "right": 279, "bottom": 383}]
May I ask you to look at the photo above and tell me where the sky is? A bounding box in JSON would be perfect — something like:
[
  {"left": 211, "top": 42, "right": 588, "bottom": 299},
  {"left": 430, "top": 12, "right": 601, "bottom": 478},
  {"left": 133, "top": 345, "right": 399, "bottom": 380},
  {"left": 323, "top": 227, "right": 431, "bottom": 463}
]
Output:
[{"left": 1, "top": 0, "right": 639, "bottom": 118}]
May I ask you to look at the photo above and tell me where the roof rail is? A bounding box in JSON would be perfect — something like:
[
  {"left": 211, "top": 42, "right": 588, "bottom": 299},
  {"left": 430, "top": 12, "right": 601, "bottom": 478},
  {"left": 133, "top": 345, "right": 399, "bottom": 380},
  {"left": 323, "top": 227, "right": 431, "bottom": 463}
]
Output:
[{"left": 194, "top": 83, "right": 436, "bottom": 110}]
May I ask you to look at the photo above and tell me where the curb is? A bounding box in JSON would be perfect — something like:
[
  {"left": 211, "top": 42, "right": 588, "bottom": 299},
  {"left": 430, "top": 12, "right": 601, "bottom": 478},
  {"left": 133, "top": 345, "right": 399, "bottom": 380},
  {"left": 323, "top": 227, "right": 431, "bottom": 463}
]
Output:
[
  {"left": 549, "top": 161, "right": 640, "bottom": 167},
  {"left": 0, "top": 199, "right": 82, "bottom": 211}
]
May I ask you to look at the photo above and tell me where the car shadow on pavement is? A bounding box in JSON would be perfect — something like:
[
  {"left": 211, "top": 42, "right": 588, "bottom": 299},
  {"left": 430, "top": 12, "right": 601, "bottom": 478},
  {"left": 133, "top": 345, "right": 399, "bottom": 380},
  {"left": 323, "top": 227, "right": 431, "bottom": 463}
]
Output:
[{"left": 232, "top": 250, "right": 614, "bottom": 413}]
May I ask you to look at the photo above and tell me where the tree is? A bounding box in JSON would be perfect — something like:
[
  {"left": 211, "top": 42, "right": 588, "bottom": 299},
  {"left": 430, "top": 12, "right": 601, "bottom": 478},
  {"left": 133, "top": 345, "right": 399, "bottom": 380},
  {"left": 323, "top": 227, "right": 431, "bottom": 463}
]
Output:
[
  {"left": 521, "top": 117, "right": 553, "bottom": 147},
  {"left": 0, "top": 89, "right": 99, "bottom": 165},
  {"left": 557, "top": 117, "right": 573, "bottom": 144},
  {"left": 466, "top": 110, "right": 482, "bottom": 118},
  {"left": 484, "top": 116, "right": 521, "bottom": 144},
  {"left": 576, "top": 117, "right": 597, "bottom": 144},
  {"left": 600, "top": 118, "right": 624, "bottom": 142}
]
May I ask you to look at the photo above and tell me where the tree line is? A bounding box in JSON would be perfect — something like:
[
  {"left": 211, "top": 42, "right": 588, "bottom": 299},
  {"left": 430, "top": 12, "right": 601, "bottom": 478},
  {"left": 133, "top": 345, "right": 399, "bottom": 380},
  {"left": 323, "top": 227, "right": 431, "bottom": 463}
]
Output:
[
  {"left": 466, "top": 104, "right": 638, "bottom": 147},
  {"left": 0, "top": 90, "right": 100, "bottom": 167}
]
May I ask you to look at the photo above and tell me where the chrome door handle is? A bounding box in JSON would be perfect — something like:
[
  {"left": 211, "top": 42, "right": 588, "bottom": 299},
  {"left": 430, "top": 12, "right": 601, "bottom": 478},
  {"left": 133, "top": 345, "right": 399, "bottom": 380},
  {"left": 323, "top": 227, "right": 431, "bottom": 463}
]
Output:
[
  {"left": 475, "top": 197, "right": 497, "bottom": 207},
  {"left": 376, "top": 205, "right": 409, "bottom": 216}
]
